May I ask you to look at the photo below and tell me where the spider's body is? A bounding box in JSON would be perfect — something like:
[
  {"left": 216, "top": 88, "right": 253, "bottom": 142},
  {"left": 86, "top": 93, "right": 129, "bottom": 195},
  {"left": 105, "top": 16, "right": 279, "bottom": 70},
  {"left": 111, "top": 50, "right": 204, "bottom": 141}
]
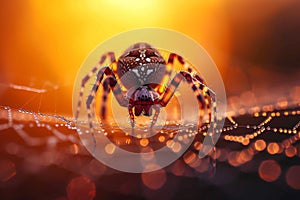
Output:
[
  {"left": 76, "top": 42, "right": 216, "bottom": 130},
  {"left": 116, "top": 43, "right": 167, "bottom": 119},
  {"left": 117, "top": 43, "right": 166, "bottom": 82}
]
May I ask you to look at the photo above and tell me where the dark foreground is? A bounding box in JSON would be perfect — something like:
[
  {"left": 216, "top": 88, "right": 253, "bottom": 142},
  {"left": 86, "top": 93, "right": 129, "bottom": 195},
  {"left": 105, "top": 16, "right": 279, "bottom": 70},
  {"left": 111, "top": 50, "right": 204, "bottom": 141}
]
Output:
[{"left": 0, "top": 106, "right": 300, "bottom": 200}]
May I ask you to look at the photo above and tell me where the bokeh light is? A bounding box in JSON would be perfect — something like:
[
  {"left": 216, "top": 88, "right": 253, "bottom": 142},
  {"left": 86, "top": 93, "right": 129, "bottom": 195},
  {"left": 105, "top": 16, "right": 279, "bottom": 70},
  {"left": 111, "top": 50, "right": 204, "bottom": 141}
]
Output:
[
  {"left": 1, "top": 0, "right": 300, "bottom": 199},
  {"left": 67, "top": 176, "right": 96, "bottom": 200},
  {"left": 285, "top": 146, "right": 297, "bottom": 157},
  {"left": 141, "top": 168, "right": 167, "bottom": 190},
  {"left": 267, "top": 142, "right": 280, "bottom": 155},
  {"left": 286, "top": 166, "right": 300, "bottom": 190},
  {"left": 258, "top": 160, "right": 281, "bottom": 182},
  {"left": 254, "top": 139, "right": 266, "bottom": 151}
]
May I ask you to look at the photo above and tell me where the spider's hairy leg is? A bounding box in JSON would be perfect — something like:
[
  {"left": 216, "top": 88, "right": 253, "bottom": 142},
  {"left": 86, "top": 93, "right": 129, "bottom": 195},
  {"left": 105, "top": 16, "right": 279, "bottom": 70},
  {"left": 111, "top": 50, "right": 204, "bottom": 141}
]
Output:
[
  {"left": 86, "top": 67, "right": 117, "bottom": 111},
  {"left": 75, "top": 52, "right": 116, "bottom": 121},
  {"left": 165, "top": 52, "right": 217, "bottom": 134},
  {"left": 86, "top": 67, "right": 128, "bottom": 124},
  {"left": 180, "top": 72, "right": 218, "bottom": 177},
  {"left": 84, "top": 66, "right": 117, "bottom": 149},
  {"left": 150, "top": 105, "right": 160, "bottom": 128},
  {"left": 167, "top": 53, "right": 199, "bottom": 75},
  {"left": 196, "top": 78, "right": 217, "bottom": 125},
  {"left": 166, "top": 53, "right": 184, "bottom": 76},
  {"left": 100, "top": 77, "right": 128, "bottom": 119},
  {"left": 208, "top": 91, "right": 217, "bottom": 177},
  {"left": 194, "top": 75, "right": 218, "bottom": 177},
  {"left": 158, "top": 71, "right": 206, "bottom": 130},
  {"left": 157, "top": 53, "right": 185, "bottom": 95},
  {"left": 167, "top": 53, "right": 184, "bottom": 67},
  {"left": 157, "top": 72, "right": 209, "bottom": 172},
  {"left": 128, "top": 102, "right": 135, "bottom": 128},
  {"left": 160, "top": 50, "right": 218, "bottom": 176},
  {"left": 168, "top": 52, "right": 217, "bottom": 127},
  {"left": 166, "top": 52, "right": 216, "bottom": 125}
]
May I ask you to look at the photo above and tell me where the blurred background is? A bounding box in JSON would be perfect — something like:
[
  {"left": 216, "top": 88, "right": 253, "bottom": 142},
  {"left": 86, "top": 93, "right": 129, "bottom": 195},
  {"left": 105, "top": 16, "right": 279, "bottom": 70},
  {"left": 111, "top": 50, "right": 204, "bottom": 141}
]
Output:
[
  {"left": 1, "top": 0, "right": 300, "bottom": 114},
  {"left": 1, "top": 1, "right": 300, "bottom": 200}
]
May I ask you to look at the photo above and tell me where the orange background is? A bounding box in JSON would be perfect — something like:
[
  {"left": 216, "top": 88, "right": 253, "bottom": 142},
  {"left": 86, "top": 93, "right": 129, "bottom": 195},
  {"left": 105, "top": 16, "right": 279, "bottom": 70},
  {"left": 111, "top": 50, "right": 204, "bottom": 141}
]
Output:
[{"left": 1, "top": 0, "right": 299, "bottom": 114}]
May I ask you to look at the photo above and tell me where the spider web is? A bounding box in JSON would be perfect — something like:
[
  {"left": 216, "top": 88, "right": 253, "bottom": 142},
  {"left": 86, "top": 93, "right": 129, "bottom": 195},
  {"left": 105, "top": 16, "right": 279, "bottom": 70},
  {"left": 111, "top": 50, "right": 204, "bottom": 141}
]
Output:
[{"left": 0, "top": 82, "right": 300, "bottom": 199}]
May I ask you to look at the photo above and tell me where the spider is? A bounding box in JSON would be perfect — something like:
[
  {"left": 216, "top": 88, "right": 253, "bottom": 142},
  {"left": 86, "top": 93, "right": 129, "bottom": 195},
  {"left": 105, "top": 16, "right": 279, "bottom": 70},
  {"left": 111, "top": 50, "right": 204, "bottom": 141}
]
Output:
[{"left": 75, "top": 42, "right": 216, "bottom": 137}]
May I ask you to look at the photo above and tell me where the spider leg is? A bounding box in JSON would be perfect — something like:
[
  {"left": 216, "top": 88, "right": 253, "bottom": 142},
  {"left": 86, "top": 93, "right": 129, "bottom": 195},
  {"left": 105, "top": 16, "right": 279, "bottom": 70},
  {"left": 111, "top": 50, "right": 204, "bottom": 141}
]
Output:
[
  {"left": 85, "top": 67, "right": 126, "bottom": 149},
  {"left": 194, "top": 75, "right": 218, "bottom": 177},
  {"left": 166, "top": 52, "right": 217, "bottom": 131},
  {"left": 153, "top": 53, "right": 207, "bottom": 127},
  {"left": 101, "top": 77, "right": 128, "bottom": 120},
  {"left": 86, "top": 68, "right": 128, "bottom": 123},
  {"left": 86, "top": 67, "right": 116, "bottom": 117},
  {"left": 158, "top": 71, "right": 206, "bottom": 130},
  {"left": 165, "top": 52, "right": 218, "bottom": 130},
  {"left": 75, "top": 52, "right": 116, "bottom": 121},
  {"left": 150, "top": 105, "right": 160, "bottom": 128},
  {"left": 128, "top": 99, "right": 135, "bottom": 128},
  {"left": 159, "top": 71, "right": 217, "bottom": 176},
  {"left": 196, "top": 77, "right": 217, "bottom": 125},
  {"left": 157, "top": 53, "right": 184, "bottom": 95},
  {"left": 166, "top": 53, "right": 195, "bottom": 74}
]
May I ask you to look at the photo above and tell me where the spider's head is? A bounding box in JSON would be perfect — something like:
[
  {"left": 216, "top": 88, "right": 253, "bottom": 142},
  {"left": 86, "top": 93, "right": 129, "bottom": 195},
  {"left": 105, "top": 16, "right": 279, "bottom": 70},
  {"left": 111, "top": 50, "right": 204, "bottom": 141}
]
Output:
[{"left": 130, "top": 86, "right": 159, "bottom": 116}]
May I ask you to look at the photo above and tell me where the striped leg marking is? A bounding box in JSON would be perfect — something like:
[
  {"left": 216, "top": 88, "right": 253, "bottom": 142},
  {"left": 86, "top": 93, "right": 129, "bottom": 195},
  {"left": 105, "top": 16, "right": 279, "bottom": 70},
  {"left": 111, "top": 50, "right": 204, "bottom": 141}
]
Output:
[
  {"left": 128, "top": 101, "right": 135, "bottom": 128},
  {"left": 158, "top": 71, "right": 206, "bottom": 130},
  {"left": 194, "top": 75, "right": 217, "bottom": 177},
  {"left": 164, "top": 52, "right": 218, "bottom": 176},
  {"left": 84, "top": 66, "right": 122, "bottom": 149},
  {"left": 75, "top": 52, "right": 116, "bottom": 120},
  {"left": 151, "top": 105, "right": 161, "bottom": 127},
  {"left": 100, "top": 76, "right": 128, "bottom": 119}
]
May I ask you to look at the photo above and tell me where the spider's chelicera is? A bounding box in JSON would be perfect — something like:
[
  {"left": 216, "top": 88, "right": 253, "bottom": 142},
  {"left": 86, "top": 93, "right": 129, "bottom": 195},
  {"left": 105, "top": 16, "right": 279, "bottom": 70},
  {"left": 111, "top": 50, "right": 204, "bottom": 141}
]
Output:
[{"left": 76, "top": 42, "right": 216, "bottom": 132}]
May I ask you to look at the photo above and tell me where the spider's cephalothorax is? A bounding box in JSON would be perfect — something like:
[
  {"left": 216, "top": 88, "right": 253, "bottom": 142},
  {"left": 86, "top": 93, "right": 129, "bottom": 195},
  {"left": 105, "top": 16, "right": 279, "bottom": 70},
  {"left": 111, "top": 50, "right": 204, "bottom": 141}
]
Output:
[
  {"left": 76, "top": 42, "right": 216, "bottom": 130},
  {"left": 116, "top": 43, "right": 167, "bottom": 90}
]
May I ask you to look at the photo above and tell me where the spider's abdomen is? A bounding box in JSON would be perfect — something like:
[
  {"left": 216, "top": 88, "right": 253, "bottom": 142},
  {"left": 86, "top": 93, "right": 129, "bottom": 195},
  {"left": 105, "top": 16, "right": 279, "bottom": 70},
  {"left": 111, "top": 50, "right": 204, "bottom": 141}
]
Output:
[{"left": 116, "top": 43, "right": 167, "bottom": 89}]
